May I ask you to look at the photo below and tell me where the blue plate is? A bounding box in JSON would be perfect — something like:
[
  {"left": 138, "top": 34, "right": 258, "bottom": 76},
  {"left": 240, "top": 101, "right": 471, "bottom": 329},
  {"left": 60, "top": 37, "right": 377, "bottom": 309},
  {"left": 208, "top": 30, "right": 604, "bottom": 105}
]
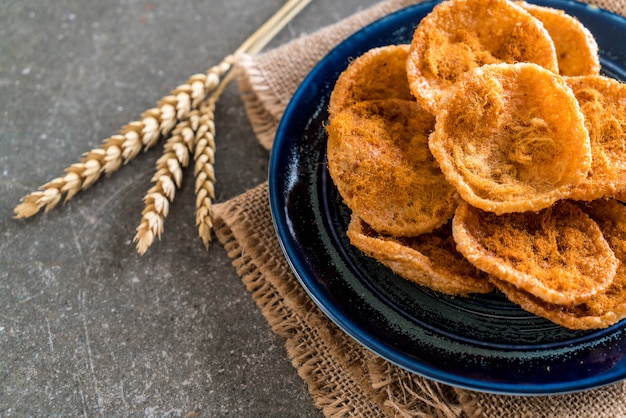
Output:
[{"left": 269, "top": 0, "right": 626, "bottom": 395}]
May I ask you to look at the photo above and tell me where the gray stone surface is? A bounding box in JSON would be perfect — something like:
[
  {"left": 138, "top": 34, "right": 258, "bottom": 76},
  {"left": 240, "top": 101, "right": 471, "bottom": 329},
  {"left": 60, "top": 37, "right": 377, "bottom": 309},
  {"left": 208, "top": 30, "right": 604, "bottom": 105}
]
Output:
[{"left": 1, "top": 0, "right": 379, "bottom": 416}]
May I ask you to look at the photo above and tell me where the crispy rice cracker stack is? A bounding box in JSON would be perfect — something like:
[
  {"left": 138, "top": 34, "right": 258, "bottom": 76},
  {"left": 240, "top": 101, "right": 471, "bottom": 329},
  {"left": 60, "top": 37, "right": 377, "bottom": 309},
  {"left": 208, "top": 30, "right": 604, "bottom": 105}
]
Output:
[
  {"left": 518, "top": 2, "right": 600, "bottom": 76},
  {"left": 347, "top": 215, "right": 494, "bottom": 296},
  {"left": 452, "top": 200, "right": 618, "bottom": 306},
  {"left": 328, "top": 44, "right": 414, "bottom": 119},
  {"left": 327, "top": 99, "right": 458, "bottom": 236},
  {"left": 430, "top": 62, "right": 591, "bottom": 214},
  {"left": 406, "top": 0, "right": 558, "bottom": 113},
  {"left": 565, "top": 75, "right": 626, "bottom": 201},
  {"left": 493, "top": 200, "right": 626, "bottom": 330}
]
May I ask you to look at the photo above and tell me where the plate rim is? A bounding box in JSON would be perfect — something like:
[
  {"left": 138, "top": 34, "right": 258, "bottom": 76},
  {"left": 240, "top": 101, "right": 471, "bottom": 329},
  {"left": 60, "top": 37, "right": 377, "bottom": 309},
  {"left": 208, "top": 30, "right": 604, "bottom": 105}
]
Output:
[{"left": 269, "top": 0, "right": 626, "bottom": 395}]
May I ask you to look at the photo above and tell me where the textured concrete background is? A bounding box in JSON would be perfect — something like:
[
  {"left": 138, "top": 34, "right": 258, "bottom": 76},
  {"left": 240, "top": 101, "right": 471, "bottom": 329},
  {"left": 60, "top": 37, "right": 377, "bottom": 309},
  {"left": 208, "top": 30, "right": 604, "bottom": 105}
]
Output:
[{"left": 0, "top": 0, "right": 379, "bottom": 416}]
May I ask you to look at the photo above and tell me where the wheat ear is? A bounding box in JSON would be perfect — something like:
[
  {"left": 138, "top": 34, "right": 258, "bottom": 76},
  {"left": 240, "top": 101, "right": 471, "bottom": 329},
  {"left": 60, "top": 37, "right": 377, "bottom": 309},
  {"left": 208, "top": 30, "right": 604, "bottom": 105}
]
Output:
[
  {"left": 133, "top": 111, "right": 201, "bottom": 255},
  {"left": 194, "top": 100, "right": 218, "bottom": 249},
  {"left": 133, "top": 95, "right": 219, "bottom": 253},
  {"left": 188, "top": 0, "right": 314, "bottom": 248},
  {"left": 13, "top": 60, "right": 233, "bottom": 219},
  {"left": 132, "top": 0, "right": 312, "bottom": 253},
  {"left": 14, "top": 0, "right": 311, "bottom": 220},
  {"left": 16, "top": 0, "right": 313, "bottom": 255},
  {"left": 132, "top": 60, "right": 233, "bottom": 255}
]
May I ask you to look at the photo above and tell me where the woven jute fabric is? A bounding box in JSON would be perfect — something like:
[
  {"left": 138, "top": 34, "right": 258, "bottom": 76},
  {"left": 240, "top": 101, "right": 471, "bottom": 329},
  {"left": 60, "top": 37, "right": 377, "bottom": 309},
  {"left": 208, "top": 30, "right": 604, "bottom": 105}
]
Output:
[{"left": 214, "top": 0, "right": 626, "bottom": 416}]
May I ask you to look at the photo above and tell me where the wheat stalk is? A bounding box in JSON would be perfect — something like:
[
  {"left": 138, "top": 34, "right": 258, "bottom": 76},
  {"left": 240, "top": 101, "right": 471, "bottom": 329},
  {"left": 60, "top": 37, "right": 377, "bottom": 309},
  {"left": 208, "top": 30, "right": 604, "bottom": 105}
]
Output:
[
  {"left": 132, "top": 0, "right": 312, "bottom": 254},
  {"left": 13, "top": 59, "right": 233, "bottom": 219},
  {"left": 15, "top": 0, "right": 313, "bottom": 254}
]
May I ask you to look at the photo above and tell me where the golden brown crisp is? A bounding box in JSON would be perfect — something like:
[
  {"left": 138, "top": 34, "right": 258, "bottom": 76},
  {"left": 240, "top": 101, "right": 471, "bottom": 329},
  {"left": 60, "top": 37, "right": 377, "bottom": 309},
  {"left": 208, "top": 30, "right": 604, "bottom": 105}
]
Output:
[
  {"left": 327, "top": 99, "right": 458, "bottom": 236},
  {"left": 452, "top": 200, "right": 618, "bottom": 306},
  {"left": 328, "top": 44, "right": 414, "bottom": 119},
  {"left": 518, "top": 2, "right": 600, "bottom": 76},
  {"left": 565, "top": 75, "right": 626, "bottom": 201},
  {"left": 406, "top": 0, "right": 558, "bottom": 113},
  {"left": 430, "top": 62, "right": 591, "bottom": 214},
  {"left": 347, "top": 215, "right": 494, "bottom": 296},
  {"left": 493, "top": 199, "right": 626, "bottom": 330}
]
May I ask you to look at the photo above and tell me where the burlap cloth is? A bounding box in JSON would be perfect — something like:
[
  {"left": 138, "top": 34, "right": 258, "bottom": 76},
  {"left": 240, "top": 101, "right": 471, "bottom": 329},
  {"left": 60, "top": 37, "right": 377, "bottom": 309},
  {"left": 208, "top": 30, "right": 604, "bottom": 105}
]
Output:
[{"left": 213, "top": 0, "right": 626, "bottom": 416}]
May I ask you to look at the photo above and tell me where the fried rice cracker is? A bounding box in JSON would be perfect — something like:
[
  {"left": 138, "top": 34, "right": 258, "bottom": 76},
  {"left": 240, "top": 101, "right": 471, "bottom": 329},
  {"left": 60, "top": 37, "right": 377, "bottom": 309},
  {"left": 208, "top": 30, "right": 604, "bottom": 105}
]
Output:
[
  {"left": 406, "top": 0, "right": 558, "bottom": 113},
  {"left": 430, "top": 62, "right": 591, "bottom": 214},
  {"left": 328, "top": 44, "right": 414, "bottom": 119},
  {"left": 326, "top": 99, "right": 458, "bottom": 236},
  {"left": 565, "top": 75, "right": 626, "bottom": 201},
  {"left": 452, "top": 200, "right": 618, "bottom": 305},
  {"left": 493, "top": 199, "right": 626, "bottom": 330},
  {"left": 347, "top": 214, "right": 494, "bottom": 296},
  {"left": 518, "top": 2, "right": 600, "bottom": 76}
]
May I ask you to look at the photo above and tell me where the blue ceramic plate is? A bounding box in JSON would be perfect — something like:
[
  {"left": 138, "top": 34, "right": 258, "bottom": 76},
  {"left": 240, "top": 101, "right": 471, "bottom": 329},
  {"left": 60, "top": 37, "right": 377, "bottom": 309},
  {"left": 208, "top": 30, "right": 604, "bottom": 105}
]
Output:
[{"left": 269, "top": 0, "right": 626, "bottom": 395}]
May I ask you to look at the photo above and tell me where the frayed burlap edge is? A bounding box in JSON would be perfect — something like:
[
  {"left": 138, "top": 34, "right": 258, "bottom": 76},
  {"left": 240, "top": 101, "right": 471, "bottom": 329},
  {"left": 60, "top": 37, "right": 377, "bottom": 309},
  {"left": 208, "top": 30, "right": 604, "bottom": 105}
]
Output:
[
  {"left": 213, "top": 182, "right": 470, "bottom": 417},
  {"left": 211, "top": 182, "right": 626, "bottom": 418},
  {"left": 213, "top": 183, "right": 385, "bottom": 417},
  {"left": 224, "top": 0, "right": 626, "bottom": 416},
  {"left": 235, "top": 54, "right": 280, "bottom": 151},
  {"left": 367, "top": 355, "right": 467, "bottom": 418}
]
